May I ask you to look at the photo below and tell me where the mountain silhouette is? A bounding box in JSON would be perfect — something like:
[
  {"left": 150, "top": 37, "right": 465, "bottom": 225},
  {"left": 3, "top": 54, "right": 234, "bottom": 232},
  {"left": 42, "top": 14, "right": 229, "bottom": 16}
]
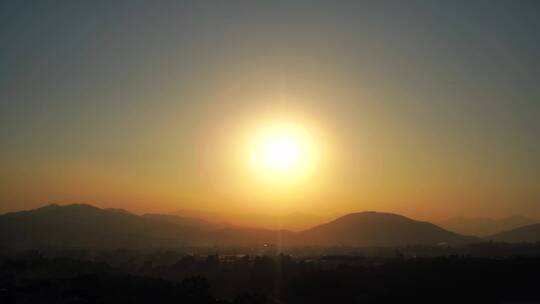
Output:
[
  {"left": 296, "top": 212, "right": 477, "bottom": 246},
  {"left": 437, "top": 215, "right": 536, "bottom": 236},
  {"left": 0, "top": 204, "right": 206, "bottom": 249},
  {"left": 488, "top": 223, "right": 540, "bottom": 243},
  {"left": 142, "top": 213, "right": 222, "bottom": 230},
  {"left": 172, "top": 209, "right": 325, "bottom": 231},
  {"left": 0, "top": 205, "right": 478, "bottom": 249}
]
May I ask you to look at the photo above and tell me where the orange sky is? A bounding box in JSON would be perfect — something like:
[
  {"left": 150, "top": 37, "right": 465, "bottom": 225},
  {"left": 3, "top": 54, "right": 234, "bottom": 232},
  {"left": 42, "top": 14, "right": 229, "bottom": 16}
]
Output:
[{"left": 1, "top": 2, "right": 539, "bottom": 225}]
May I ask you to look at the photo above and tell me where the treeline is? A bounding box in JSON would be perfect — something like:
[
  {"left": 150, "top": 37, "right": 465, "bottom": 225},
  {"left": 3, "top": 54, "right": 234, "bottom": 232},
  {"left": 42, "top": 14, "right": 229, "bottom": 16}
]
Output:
[{"left": 1, "top": 246, "right": 540, "bottom": 303}]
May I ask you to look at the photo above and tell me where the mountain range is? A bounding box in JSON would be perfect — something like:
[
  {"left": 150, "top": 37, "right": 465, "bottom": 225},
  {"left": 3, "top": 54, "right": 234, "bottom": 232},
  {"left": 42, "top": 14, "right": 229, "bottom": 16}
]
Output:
[
  {"left": 0, "top": 204, "right": 537, "bottom": 250},
  {"left": 436, "top": 216, "right": 537, "bottom": 236},
  {"left": 0, "top": 204, "right": 205, "bottom": 249},
  {"left": 487, "top": 223, "right": 540, "bottom": 243}
]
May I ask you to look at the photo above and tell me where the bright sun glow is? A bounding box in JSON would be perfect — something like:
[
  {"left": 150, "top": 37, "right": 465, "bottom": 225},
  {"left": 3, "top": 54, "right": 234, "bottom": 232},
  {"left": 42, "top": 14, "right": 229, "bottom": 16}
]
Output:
[
  {"left": 253, "top": 134, "right": 301, "bottom": 170},
  {"left": 249, "top": 122, "right": 318, "bottom": 184}
]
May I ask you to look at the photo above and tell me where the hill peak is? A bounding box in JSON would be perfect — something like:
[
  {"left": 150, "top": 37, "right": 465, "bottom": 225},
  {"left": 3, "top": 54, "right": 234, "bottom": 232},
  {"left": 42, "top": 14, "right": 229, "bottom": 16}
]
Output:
[
  {"left": 36, "top": 203, "right": 61, "bottom": 210},
  {"left": 301, "top": 211, "right": 473, "bottom": 246},
  {"left": 340, "top": 211, "right": 405, "bottom": 217},
  {"left": 332, "top": 211, "right": 411, "bottom": 223},
  {"left": 105, "top": 208, "right": 134, "bottom": 215},
  {"left": 38, "top": 203, "right": 99, "bottom": 210}
]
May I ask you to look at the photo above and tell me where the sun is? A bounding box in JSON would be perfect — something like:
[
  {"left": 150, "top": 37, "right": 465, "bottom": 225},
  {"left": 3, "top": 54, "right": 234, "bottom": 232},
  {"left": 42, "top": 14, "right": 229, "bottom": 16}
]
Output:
[
  {"left": 249, "top": 122, "right": 318, "bottom": 183},
  {"left": 252, "top": 133, "right": 301, "bottom": 170}
]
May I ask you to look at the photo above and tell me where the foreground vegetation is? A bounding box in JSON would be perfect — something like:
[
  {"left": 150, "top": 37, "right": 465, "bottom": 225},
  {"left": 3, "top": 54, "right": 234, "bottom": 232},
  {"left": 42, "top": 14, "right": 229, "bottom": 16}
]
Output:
[{"left": 2, "top": 243, "right": 540, "bottom": 303}]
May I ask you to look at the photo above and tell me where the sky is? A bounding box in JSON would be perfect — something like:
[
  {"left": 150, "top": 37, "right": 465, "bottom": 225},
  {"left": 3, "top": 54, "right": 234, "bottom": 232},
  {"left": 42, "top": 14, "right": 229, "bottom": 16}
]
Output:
[{"left": 1, "top": 0, "right": 539, "bottom": 224}]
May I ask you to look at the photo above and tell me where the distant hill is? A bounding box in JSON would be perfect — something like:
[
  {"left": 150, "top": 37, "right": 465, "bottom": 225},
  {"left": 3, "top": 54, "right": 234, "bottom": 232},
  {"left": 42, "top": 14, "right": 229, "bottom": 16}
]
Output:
[
  {"left": 0, "top": 205, "right": 477, "bottom": 249},
  {"left": 104, "top": 208, "right": 134, "bottom": 215},
  {"left": 437, "top": 216, "right": 536, "bottom": 236},
  {"left": 0, "top": 204, "right": 206, "bottom": 249},
  {"left": 296, "top": 212, "right": 477, "bottom": 246},
  {"left": 142, "top": 213, "right": 224, "bottom": 230},
  {"left": 206, "top": 212, "right": 477, "bottom": 246},
  {"left": 488, "top": 223, "right": 540, "bottom": 243},
  {"left": 209, "top": 227, "right": 294, "bottom": 246},
  {"left": 172, "top": 209, "right": 324, "bottom": 231}
]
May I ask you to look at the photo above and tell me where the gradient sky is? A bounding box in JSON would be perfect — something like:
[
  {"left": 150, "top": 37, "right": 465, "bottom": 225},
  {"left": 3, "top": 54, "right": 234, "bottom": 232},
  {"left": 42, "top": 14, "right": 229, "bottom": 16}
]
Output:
[{"left": 1, "top": 1, "right": 539, "bottom": 223}]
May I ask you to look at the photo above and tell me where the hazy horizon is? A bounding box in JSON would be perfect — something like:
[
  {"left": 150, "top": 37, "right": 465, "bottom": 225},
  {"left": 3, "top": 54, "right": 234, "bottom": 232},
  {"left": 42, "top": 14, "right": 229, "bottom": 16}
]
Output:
[
  {"left": 1, "top": 202, "right": 537, "bottom": 233},
  {"left": 2, "top": 1, "right": 540, "bottom": 222}
]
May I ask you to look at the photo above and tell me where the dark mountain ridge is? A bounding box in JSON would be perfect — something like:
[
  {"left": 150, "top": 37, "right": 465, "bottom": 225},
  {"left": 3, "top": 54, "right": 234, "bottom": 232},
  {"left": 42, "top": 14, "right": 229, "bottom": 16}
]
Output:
[
  {"left": 141, "top": 213, "right": 221, "bottom": 230},
  {"left": 437, "top": 215, "right": 537, "bottom": 236},
  {"left": 0, "top": 204, "right": 479, "bottom": 249},
  {"left": 297, "top": 212, "right": 477, "bottom": 246},
  {"left": 0, "top": 204, "right": 206, "bottom": 249},
  {"left": 487, "top": 223, "right": 540, "bottom": 243}
]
